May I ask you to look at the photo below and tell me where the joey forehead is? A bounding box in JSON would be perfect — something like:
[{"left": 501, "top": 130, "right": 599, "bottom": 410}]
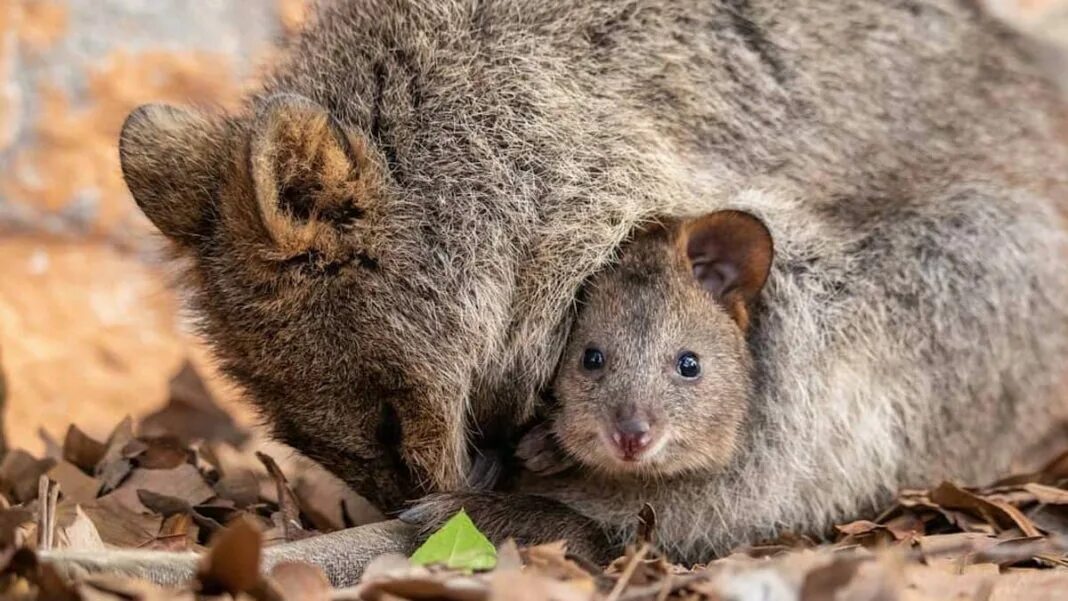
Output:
[{"left": 577, "top": 235, "right": 731, "bottom": 359}]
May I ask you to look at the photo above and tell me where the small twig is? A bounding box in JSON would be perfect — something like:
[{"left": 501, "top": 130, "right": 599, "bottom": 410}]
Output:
[
  {"left": 36, "top": 476, "right": 49, "bottom": 550},
  {"left": 36, "top": 476, "right": 58, "bottom": 552},
  {"left": 605, "top": 544, "right": 650, "bottom": 601},
  {"left": 47, "top": 479, "right": 59, "bottom": 550}
]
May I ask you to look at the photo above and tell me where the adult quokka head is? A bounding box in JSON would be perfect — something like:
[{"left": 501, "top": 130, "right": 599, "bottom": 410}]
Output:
[{"left": 119, "top": 94, "right": 481, "bottom": 510}]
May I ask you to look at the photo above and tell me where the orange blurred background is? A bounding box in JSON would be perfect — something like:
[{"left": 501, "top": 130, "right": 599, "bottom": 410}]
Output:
[{"left": 0, "top": 0, "right": 307, "bottom": 451}]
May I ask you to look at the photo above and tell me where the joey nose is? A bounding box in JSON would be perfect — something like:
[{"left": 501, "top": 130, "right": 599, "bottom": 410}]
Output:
[{"left": 611, "top": 418, "right": 651, "bottom": 460}]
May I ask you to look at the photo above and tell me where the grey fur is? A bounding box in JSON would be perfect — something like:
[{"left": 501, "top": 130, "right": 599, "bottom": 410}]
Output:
[{"left": 112, "top": 0, "right": 1068, "bottom": 564}]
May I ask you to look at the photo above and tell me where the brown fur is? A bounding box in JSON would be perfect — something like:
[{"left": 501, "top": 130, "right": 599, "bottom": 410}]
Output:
[{"left": 117, "top": 0, "right": 1068, "bottom": 553}]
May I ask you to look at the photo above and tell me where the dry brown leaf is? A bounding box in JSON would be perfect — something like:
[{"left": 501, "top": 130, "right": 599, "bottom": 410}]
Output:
[
  {"left": 291, "top": 465, "right": 382, "bottom": 530},
  {"left": 125, "top": 436, "right": 192, "bottom": 470},
  {"left": 962, "top": 562, "right": 1000, "bottom": 575},
  {"left": 0, "top": 450, "right": 56, "bottom": 503},
  {"left": 136, "top": 490, "right": 227, "bottom": 544},
  {"left": 53, "top": 504, "right": 105, "bottom": 551},
  {"left": 95, "top": 458, "right": 133, "bottom": 498},
  {"left": 989, "top": 500, "right": 1042, "bottom": 538},
  {"left": 929, "top": 482, "right": 1041, "bottom": 536},
  {"left": 105, "top": 463, "right": 214, "bottom": 514},
  {"left": 46, "top": 460, "right": 100, "bottom": 505},
  {"left": 836, "top": 520, "right": 884, "bottom": 537},
  {"left": 0, "top": 507, "right": 35, "bottom": 548},
  {"left": 255, "top": 452, "right": 305, "bottom": 542},
  {"left": 1028, "top": 504, "right": 1068, "bottom": 536},
  {"left": 94, "top": 417, "right": 136, "bottom": 496},
  {"left": 1022, "top": 483, "right": 1068, "bottom": 505},
  {"left": 975, "top": 536, "right": 1067, "bottom": 567},
  {"left": 197, "top": 517, "right": 263, "bottom": 597},
  {"left": 206, "top": 442, "right": 276, "bottom": 502},
  {"left": 61, "top": 425, "right": 106, "bottom": 473},
  {"left": 269, "top": 561, "right": 331, "bottom": 601},
  {"left": 97, "top": 417, "right": 134, "bottom": 471},
  {"left": 137, "top": 489, "right": 192, "bottom": 517},
  {"left": 150, "top": 513, "right": 198, "bottom": 552},
  {"left": 360, "top": 552, "right": 414, "bottom": 579},
  {"left": 522, "top": 541, "right": 595, "bottom": 582},
  {"left": 916, "top": 532, "right": 1000, "bottom": 573},
  {"left": 215, "top": 468, "right": 262, "bottom": 509},
  {"left": 188, "top": 503, "right": 236, "bottom": 534},
  {"left": 882, "top": 513, "right": 925, "bottom": 541},
  {"left": 79, "top": 494, "right": 162, "bottom": 548}
]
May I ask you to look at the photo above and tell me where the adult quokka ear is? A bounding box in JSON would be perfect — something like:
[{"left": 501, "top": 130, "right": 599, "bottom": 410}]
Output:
[
  {"left": 248, "top": 93, "right": 383, "bottom": 263},
  {"left": 677, "top": 210, "right": 774, "bottom": 331},
  {"left": 119, "top": 104, "right": 226, "bottom": 247},
  {"left": 120, "top": 94, "right": 383, "bottom": 267}
]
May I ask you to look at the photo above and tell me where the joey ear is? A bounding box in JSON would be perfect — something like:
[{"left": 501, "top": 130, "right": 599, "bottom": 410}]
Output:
[
  {"left": 119, "top": 104, "right": 223, "bottom": 245},
  {"left": 250, "top": 94, "right": 372, "bottom": 254},
  {"left": 679, "top": 210, "right": 773, "bottom": 329}
]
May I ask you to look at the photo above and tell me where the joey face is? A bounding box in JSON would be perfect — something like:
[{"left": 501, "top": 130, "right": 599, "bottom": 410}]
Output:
[
  {"left": 118, "top": 96, "right": 474, "bottom": 509},
  {"left": 551, "top": 212, "right": 773, "bottom": 477}
]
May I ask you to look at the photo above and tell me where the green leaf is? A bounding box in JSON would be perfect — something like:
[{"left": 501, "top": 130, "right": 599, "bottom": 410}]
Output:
[{"left": 409, "top": 509, "right": 498, "bottom": 571}]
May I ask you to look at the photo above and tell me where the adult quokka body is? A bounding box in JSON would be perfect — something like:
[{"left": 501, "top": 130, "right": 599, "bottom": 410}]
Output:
[{"left": 119, "top": 0, "right": 1068, "bottom": 538}]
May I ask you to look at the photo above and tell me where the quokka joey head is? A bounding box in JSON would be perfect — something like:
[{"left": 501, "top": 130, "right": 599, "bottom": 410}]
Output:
[{"left": 550, "top": 210, "right": 773, "bottom": 477}]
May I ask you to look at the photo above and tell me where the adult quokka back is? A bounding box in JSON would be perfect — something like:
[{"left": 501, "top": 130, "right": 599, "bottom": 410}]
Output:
[{"left": 118, "top": 0, "right": 1068, "bottom": 530}]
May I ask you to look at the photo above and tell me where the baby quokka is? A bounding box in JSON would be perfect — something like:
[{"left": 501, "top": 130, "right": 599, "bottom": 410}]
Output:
[
  {"left": 410, "top": 209, "right": 776, "bottom": 561},
  {"left": 548, "top": 210, "right": 771, "bottom": 478}
]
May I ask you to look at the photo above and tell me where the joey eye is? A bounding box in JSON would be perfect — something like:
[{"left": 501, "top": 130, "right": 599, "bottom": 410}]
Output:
[
  {"left": 676, "top": 352, "right": 701, "bottom": 379},
  {"left": 582, "top": 347, "right": 605, "bottom": 371}
]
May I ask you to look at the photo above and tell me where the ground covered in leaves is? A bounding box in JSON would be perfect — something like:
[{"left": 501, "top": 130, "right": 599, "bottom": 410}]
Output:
[{"left": 2, "top": 364, "right": 1068, "bottom": 600}]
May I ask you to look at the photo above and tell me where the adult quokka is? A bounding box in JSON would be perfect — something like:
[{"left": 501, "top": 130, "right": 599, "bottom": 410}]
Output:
[{"left": 112, "top": 0, "right": 1068, "bottom": 564}]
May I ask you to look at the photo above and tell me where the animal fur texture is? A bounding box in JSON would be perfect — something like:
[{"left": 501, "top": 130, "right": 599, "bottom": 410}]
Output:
[{"left": 118, "top": 0, "right": 1068, "bottom": 560}]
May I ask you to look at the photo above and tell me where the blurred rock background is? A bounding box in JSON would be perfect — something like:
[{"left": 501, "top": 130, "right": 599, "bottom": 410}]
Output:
[
  {"left": 0, "top": 0, "right": 1064, "bottom": 454},
  {"left": 0, "top": 0, "right": 306, "bottom": 452}
]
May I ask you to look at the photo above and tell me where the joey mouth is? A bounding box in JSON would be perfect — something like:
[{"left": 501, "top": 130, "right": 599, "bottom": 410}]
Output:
[{"left": 596, "top": 423, "right": 670, "bottom": 469}]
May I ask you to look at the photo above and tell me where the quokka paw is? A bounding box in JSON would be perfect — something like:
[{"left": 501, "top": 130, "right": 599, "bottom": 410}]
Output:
[{"left": 516, "top": 421, "right": 577, "bottom": 476}]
